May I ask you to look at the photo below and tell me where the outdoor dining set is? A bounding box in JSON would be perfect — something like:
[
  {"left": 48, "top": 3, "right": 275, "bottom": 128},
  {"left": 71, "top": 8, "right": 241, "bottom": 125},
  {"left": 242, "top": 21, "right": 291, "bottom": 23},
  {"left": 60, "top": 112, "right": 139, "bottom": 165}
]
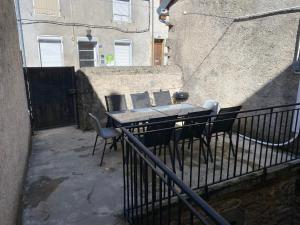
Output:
[{"left": 88, "top": 90, "right": 242, "bottom": 169}]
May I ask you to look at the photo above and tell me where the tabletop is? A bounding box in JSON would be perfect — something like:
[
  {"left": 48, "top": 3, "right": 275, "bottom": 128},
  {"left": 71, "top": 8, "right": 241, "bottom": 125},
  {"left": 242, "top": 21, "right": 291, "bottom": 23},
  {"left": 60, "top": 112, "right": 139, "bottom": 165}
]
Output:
[{"left": 106, "top": 103, "right": 205, "bottom": 126}]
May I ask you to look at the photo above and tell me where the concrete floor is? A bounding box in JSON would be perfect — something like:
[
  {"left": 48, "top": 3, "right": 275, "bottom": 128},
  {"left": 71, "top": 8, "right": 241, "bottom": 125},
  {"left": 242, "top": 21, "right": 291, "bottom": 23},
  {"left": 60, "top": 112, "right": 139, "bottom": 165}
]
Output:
[
  {"left": 22, "top": 126, "right": 297, "bottom": 225},
  {"left": 22, "top": 126, "right": 126, "bottom": 225}
]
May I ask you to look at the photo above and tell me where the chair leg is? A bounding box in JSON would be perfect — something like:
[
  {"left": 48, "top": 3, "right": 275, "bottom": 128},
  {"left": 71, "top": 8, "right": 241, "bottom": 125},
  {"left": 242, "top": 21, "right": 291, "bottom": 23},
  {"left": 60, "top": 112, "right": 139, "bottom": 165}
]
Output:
[
  {"left": 100, "top": 139, "right": 107, "bottom": 167},
  {"left": 92, "top": 134, "right": 98, "bottom": 156}
]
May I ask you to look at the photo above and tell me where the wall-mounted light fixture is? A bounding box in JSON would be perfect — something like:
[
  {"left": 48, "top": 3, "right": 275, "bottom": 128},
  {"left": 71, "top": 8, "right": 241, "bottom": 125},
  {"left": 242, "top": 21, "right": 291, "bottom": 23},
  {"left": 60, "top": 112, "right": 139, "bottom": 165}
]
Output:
[{"left": 86, "top": 28, "right": 92, "bottom": 41}]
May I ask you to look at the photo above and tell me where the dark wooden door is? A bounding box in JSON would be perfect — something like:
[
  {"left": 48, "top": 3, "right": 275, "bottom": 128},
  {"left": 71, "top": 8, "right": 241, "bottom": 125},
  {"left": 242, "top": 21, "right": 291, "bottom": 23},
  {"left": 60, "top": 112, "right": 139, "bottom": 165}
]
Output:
[
  {"left": 154, "top": 39, "right": 164, "bottom": 66},
  {"left": 24, "top": 67, "right": 78, "bottom": 130}
]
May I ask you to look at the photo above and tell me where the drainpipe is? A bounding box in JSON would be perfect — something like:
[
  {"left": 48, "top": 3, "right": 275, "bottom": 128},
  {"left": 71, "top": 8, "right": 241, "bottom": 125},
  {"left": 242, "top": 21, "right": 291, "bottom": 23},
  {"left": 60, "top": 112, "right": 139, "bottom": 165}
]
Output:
[
  {"left": 151, "top": 0, "right": 154, "bottom": 66},
  {"left": 15, "top": 0, "right": 27, "bottom": 67}
]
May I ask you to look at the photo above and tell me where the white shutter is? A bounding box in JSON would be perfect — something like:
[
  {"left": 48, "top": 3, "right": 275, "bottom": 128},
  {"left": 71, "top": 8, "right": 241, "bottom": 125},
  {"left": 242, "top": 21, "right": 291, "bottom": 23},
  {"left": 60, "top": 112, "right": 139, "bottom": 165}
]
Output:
[
  {"left": 115, "top": 42, "right": 132, "bottom": 66},
  {"left": 113, "top": 0, "right": 130, "bottom": 22},
  {"left": 39, "top": 39, "right": 63, "bottom": 67}
]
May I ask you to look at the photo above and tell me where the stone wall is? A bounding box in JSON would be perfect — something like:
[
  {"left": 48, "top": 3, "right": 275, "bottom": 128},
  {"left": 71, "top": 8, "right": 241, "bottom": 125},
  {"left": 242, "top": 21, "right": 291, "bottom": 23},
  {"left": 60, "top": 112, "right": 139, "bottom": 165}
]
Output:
[
  {"left": 76, "top": 66, "right": 183, "bottom": 129},
  {"left": 0, "top": 0, "right": 31, "bottom": 225},
  {"left": 167, "top": 0, "right": 300, "bottom": 110},
  {"left": 204, "top": 162, "right": 300, "bottom": 225}
]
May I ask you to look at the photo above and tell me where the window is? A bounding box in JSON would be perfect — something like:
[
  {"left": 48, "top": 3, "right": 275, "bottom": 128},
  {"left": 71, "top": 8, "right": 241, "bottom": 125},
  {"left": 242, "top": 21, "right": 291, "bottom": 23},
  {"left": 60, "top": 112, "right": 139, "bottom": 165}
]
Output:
[
  {"left": 78, "top": 41, "right": 97, "bottom": 67},
  {"left": 33, "top": 0, "right": 60, "bottom": 16},
  {"left": 114, "top": 40, "right": 132, "bottom": 66},
  {"left": 38, "top": 37, "right": 63, "bottom": 67},
  {"left": 113, "top": 0, "right": 131, "bottom": 22}
]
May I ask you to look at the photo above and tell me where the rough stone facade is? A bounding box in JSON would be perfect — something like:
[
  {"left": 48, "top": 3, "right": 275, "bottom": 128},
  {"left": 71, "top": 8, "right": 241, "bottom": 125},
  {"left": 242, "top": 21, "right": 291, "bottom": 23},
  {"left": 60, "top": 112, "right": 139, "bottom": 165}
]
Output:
[
  {"left": 204, "top": 162, "right": 300, "bottom": 225},
  {"left": 0, "top": 0, "right": 31, "bottom": 225},
  {"left": 167, "top": 0, "right": 300, "bottom": 110},
  {"left": 76, "top": 66, "right": 183, "bottom": 129}
]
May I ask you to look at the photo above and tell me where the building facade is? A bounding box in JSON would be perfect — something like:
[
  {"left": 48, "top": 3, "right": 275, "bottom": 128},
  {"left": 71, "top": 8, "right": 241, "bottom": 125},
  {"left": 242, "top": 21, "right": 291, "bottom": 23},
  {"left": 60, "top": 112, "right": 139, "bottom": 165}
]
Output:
[
  {"left": 17, "top": 0, "right": 169, "bottom": 68},
  {"left": 160, "top": 0, "right": 300, "bottom": 109}
]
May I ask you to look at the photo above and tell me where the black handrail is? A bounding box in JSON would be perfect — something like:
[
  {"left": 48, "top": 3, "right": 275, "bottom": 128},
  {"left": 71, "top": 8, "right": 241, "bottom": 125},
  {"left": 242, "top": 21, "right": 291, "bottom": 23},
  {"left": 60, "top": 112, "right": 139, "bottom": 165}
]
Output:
[
  {"left": 122, "top": 127, "right": 231, "bottom": 225},
  {"left": 124, "top": 102, "right": 300, "bottom": 129}
]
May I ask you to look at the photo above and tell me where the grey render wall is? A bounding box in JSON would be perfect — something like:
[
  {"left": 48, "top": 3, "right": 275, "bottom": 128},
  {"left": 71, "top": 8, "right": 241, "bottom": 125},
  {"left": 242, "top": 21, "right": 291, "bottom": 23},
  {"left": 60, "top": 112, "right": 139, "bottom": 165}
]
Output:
[
  {"left": 0, "top": 0, "right": 31, "bottom": 225},
  {"left": 76, "top": 66, "right": 183, "bottom": 129},
  {"left": 19, "top": 0, "right": 154, "bottom": 67},
  {"left": 167, "top": 0, "right": 300, "bottom": 109}
]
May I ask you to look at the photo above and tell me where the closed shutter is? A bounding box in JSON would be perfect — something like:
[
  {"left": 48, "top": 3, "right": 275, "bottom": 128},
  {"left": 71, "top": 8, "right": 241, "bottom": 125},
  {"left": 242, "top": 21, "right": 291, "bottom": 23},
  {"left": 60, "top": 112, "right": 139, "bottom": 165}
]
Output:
[
  {"left": 115, "top": 42, "right": 132, "bottom": 66},
  {"left": 39, "top": 39, "right": 63, "bottom": 67},
  {"left": 34, "top": 0, "right": 60, "bottom": 15},
  {"left": 113, "top": 0, "right": 130, "bottom": 22}
]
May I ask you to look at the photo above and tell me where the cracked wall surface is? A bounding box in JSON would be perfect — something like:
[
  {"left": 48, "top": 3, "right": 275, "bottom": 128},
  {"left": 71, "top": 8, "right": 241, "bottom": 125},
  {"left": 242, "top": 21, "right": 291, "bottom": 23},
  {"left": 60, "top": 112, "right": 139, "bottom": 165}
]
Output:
[{"left": 167, "top": 0, "right": 300, "bottom": 109}]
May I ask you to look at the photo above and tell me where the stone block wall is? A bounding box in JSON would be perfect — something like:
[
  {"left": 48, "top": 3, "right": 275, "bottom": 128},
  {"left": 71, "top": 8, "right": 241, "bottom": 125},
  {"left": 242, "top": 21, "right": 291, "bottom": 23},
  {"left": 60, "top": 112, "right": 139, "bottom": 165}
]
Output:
[
  {"left": 75, "top": 66, "right": 183, "bottom": 129},
  {"left": 205, "top": 163, "right": 300, "bottom": 225}
]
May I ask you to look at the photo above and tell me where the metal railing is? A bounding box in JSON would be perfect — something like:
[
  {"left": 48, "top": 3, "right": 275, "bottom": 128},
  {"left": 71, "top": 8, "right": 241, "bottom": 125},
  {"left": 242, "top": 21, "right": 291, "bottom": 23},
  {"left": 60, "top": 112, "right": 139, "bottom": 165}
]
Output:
[
  {"left": 122, "top": 103, "right": 300, "bottom": 224},
  {"left": 122, "top": 128, "right": 230, "bottom": 225}
]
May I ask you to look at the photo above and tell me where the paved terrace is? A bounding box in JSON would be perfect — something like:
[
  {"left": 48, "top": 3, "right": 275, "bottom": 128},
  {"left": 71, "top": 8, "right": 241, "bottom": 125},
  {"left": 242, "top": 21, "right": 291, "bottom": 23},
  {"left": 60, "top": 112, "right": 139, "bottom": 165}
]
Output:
[{"left": 22, "top": 126, "right": 297, "bottom": 225}]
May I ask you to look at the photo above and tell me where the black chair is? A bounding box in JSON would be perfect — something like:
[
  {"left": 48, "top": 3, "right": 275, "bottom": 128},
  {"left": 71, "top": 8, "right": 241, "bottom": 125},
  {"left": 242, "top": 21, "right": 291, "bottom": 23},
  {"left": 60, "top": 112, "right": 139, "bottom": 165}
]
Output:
[
  {"left": 105, "top": 94, "right": 128, "bottom": 112},
  {"left": 205, "top": 106, "right": 242, "bottom": 156},
  {"left": 153, "top": 90, "right": 172, "bottom": 106},
  {"left": 139, "top": 115, "right": 178, "bottom": 170},
  {"left": 89, "top": 113, "right": 120, "bottom": 167},
  {"left": 131, "top": 92, "right": 151, "bottom": 109},
  {"left": 173, "top": 110, "right": 212, "bottom": 167},
  {"left": 105, "top": 94, "right": 127, "bottom": 127}
]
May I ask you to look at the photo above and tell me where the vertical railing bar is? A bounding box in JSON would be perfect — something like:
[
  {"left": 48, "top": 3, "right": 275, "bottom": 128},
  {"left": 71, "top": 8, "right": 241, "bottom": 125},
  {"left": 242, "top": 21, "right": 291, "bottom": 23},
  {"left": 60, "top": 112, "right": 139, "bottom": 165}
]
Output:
[
  {"left": 159, "top": 177, "right": 162, "bottom": 225},
  {"left": 275, "top": 111, "right": 284, "bottom": 165},
  {"left": 145, "top": 164, "right": 149, "bottom": 225},
  {"left": 134, "top": 150, "right": 138, "bottom": 224},
  {"left": 212, "top": 130, "right": 218, "bottom": 184},
  {"left": 122, "top": 134, "right": 127, "bottom": 219},
  {"left": 246, "top": 116, "right": 254, "bottom": 173},
  {"left": 219, "top": 132, "right": 226, "bottom": 181},
  {"left": 258, "top": 114, "right": 267, "bottom": 170},
  {"left": 167, "top": 177, "right": 171, "bottom": 225},
  {"left": 130, "top": 143, "right": 134, "bottom": 222},
  {"left": 269, "top": 111, "right": 278, "bottom": 167},
  {"left": 263, "top": 109, "right": 273, "bottom": 168},
  {"left": 197, "top": 137, "right": 202, "bottom": 188},
  {"left": 190, "top": 137, "right": 194, "bottom": 188},
  {"left": 206, "top": 117, "right": 211, "bottom": 185},
  {"left": 280, "top": 111, "right": 289, "bottom": 164},
  {"left": 140, "top": 157, "right": 144, "bottom": 225},
  {"left": 239, "top": 117, "right": 247, "bottom": 175},
  {"left": 290, "top": 109, "right": 299, "bottom": 160},
  {"left": 294, "top": 109, "right": 300, "bottom": 158},
  {"left": 285, "top": 110, "right": 294, "bottom": 162},
  {"left": 233, "top": 119, "right": 241, "bottom": 178},
  {"left": 252, "top": 115, "right": 260, "bottom": 171}
]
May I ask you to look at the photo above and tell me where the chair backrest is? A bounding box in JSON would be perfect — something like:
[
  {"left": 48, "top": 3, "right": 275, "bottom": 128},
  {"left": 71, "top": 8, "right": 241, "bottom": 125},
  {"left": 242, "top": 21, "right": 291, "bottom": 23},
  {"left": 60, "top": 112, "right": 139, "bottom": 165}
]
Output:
[
  {"left": 105, "top": 94, "right": 128, "bottom": 112},
  {"left": 88, "top": 113, "right": 102, "bottom": 135},
  {"left": 143, "top": 115, "right": 177, "bottom": 147},
  {"left": 180, "top": 110, "right": 212, "bottom": 140},
  {"left": 131, "top": 92, "right": 151, "bottom": 109},
  {"left": 153, "top": 90, "right": 172, "bottom": 106},
  {"left": 210, "top": 106, "right": 242, "bottom": 134}
]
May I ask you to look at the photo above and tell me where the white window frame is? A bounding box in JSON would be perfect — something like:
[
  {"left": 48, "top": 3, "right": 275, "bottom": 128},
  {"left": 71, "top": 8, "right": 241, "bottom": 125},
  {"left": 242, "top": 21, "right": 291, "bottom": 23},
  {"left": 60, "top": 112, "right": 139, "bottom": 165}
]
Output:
[
  {"left": 77, "top": 37, "right": 99, "bottom": 68},
  {"left": 114, "top": 39, "right": 133, "bottom": 66},
  {"left": 112, "top": 0, "right": 132, "bottom": 23},
  {"left": 37, "top": 35, "right": 64, "bottom": 67},
  {"left": 33, "top": 0, "right": 61, "bottom": 16}
]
